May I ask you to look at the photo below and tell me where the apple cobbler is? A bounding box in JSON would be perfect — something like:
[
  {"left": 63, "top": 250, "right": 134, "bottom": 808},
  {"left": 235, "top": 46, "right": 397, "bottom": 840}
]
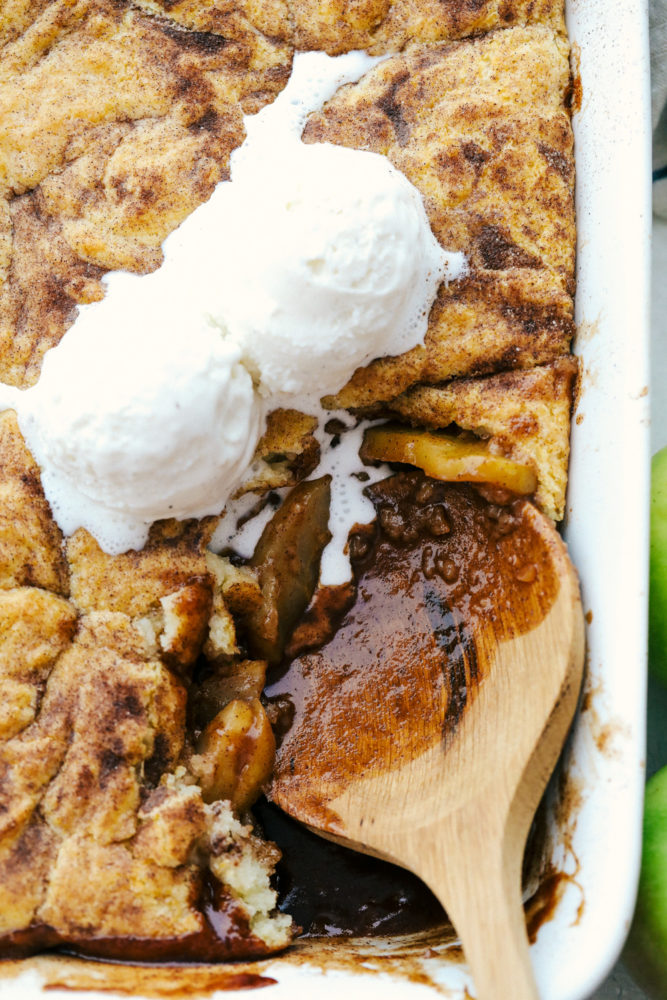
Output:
[{"left": 0, "top": 0, "right": 576, "bottom": 961}]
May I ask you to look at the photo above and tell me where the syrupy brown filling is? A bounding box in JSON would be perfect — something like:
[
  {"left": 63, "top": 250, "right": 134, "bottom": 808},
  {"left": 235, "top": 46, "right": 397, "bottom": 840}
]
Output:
[
  {"left": 262, "top": 471, "right": 558, "bottom": 941},
  {"left": 267, "top": 472, "right": 556, "bottom": 819},
  {"left": 1, "top": 472, "right": 557, "bottom": 963},
  {"left": 254, "top": 796, "right": 448, "bottom": 938}
]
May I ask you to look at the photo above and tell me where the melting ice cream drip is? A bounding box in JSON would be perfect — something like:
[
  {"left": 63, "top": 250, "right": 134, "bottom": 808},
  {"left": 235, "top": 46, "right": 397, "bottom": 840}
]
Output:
[
  {"left": 308, "top": 410, "right": 390, "bottom": 586},
  {"left": 210, "top": 407, "right": 390, "bottom": 587}
]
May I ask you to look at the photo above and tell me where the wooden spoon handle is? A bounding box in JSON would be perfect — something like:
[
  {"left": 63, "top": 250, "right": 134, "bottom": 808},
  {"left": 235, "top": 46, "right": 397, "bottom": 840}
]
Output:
[{"left": 406, "top": 818, "right": 539, "bottom": 1000}]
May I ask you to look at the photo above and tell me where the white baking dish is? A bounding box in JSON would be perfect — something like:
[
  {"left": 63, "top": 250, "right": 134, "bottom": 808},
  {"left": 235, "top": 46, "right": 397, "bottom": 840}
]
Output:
[{"left": 0, "top": 0, "right": 651, "bottom": 996}]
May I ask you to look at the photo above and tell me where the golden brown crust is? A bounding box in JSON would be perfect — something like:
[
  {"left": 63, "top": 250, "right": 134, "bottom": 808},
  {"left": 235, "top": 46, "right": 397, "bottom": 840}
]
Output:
[
  {"left": 138, "top": 0, "right": 565, "bottom": 55},
  {"left": 304, "top": 27, "right": 575, "bottom": 408},
  {"left": 0, "top": 0, "right": 291, "bottom": 388},
  {"left": 0, "top": 0, "right": 53, "bottom": 48},
  {"left": 40, "top": 833, "right": 203, "bottom": 939},
  {"left": 0, "top": 195, "right": 107, "bottom": 388},
  {"left": 0, "top": 411, "right": 69, "bottom": 594},
  {"left": 0, "top": 0, "right": 290, "bottom": 197},
  {"left": 386, "top": 357, "right": 578, "bottom": 519},
  {"left": 0, "top": 613, "right": 183, "bottom": 931},
  {"left": 292, "top": 0, "right": 565, "bottom": 54},
  {"left": 0, "top": 415, "right": 289, "bottom": 951},
  {"left": 0, "top": 613, "right": 209, "bottom": 941},
  {"left": 67, "top": 521, "right": 214, "bottom": 619},
  {"left": 0, "top": 588, "right": 77, "bottom": 741}
]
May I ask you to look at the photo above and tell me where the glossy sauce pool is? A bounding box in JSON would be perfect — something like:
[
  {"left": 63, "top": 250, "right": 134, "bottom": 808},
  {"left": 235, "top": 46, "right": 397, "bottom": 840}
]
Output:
[{"left": 263, "top": 471, "right": 560, "bottom": 939}]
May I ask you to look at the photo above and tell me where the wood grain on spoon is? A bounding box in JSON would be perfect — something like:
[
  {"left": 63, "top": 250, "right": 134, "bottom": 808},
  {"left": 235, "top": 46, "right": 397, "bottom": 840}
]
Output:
[{"left": 269, "top": 474, "right": 585, "bottom": 1000}]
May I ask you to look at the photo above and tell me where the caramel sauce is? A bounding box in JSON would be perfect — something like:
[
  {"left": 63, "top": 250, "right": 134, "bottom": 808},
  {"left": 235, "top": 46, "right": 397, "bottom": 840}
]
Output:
[
  {"left": 268, "top": 473, "right": 558, "bottom": 812},
  {"left": 0, "top": 952, "right": 279, "bottom": 998},
  {"left": 525, "top": 869, "right": 569, "bottom": 944},
  {"left": 254, "top": 797, "right": 448, "bottom": 938}
]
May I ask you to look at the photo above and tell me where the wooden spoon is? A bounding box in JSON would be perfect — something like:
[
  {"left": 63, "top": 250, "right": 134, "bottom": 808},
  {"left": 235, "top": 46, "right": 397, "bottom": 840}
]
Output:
[{"left": 268, "top": 475, "right": 585, "bottom": 1000}]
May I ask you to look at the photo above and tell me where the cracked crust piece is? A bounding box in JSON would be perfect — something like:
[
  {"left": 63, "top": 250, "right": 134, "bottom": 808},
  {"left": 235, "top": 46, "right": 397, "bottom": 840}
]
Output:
[
  {"left": 0, "top": 608, "right": 292, "bottom": 958},
  {"left": 385, "top": 357, "right": 578, "bottom": 520}
]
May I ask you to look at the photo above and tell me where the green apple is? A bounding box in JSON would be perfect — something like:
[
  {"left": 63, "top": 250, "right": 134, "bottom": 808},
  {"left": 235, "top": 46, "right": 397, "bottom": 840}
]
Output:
[
  {"left": 650, "top": 446, "right": 667, "bottom": 687},
  {"left": 624, "top": 765, "right": 667, "bottom": 997}
]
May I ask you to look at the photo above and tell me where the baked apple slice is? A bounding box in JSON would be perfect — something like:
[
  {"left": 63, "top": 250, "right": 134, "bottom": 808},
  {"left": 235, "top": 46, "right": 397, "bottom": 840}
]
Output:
[{"left": 361, "top": 425, "right": 537, "bottom": 495}]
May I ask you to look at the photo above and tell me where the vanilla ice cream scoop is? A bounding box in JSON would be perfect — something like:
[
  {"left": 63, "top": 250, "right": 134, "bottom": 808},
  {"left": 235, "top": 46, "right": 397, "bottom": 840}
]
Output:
[
  {"left": 0, "top": 50, "right": 467, "bottom": 559},
  {"left": 210, "top": 141, "right": 457, "bottom": 403},
  {"left": 15, "top": 270, "right": 263, "bottom": 554}
]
